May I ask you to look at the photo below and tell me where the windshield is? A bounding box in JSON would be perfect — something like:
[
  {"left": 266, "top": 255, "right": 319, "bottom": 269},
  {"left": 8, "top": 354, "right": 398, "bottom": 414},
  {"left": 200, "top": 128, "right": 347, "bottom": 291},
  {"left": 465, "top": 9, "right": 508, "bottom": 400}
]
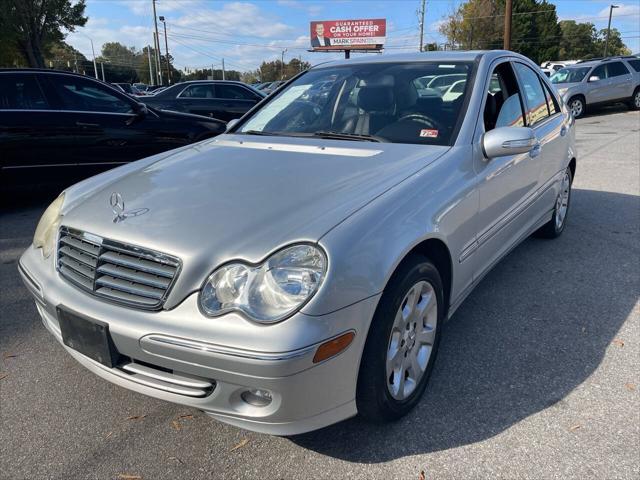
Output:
[
  {"left": 550, "top": 67, "right": 590, "bottom": 84},
  {"left": 237, "top": 61, "right": 474, "bottom": 146}
]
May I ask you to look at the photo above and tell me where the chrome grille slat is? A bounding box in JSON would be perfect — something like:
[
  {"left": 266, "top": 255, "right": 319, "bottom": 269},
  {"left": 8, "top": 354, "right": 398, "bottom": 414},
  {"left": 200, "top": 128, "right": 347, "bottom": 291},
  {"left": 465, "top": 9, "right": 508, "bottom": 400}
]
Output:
[
  {"left": 57, "top": 226, "right": 180, "bottom": 310},
  {"left": 96, "top": 263, "right": 170, "bottom": 289}
]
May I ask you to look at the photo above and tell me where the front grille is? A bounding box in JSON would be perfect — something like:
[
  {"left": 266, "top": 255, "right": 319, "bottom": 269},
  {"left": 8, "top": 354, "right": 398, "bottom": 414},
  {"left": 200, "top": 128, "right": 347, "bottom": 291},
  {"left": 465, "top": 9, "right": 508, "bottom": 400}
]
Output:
[{"left": 57, "top": 226, "right": 180, "bottom": 310}]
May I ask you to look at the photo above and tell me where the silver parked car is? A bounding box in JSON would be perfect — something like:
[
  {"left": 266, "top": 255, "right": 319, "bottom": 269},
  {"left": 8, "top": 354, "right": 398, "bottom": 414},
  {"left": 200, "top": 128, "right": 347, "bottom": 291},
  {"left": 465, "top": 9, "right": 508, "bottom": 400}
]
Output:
[
  {"left": 19, "top": 51, "right": 576, "bottom": 435},
  {"left": 550, "top": 56, "right": 640, "bottom": 118}
]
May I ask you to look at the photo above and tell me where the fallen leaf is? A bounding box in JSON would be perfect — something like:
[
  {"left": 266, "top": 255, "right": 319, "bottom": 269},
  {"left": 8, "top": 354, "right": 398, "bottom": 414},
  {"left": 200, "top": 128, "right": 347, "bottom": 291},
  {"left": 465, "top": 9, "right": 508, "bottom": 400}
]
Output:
[
  {"left": 105, "top": 431, "right": 113, "bottom": 439},
  {"left": 168, "top": 456, "right": 184, "bottom": 464},
  {"left": 126, "top": 415, "right": 147, "bottom": 421},
  {"left": 569, "top": 424, "right": 582, "bottom": 431},
  {"left": 419, "top": 470, "right": 426, "bottom": 480},
  {"left": 624, "top": 383, "right": 636, "bottom": 392},
  {"left": 2, "top": 352, "right": 20, "bottom": 359},
  {"left": 178, "top": 414, "right": 193, "bottom": 420},
  {"left": 0, "top": 373, "right": 7, "bottom": 381},
  {"left": 171, "top": 421, "right": 181, "bottom": 431},
  {"left": 612, "top": 339, "right": 625, "bottom": 348},
  {"left": 230, "top": 438, "right": 249, "bottom": 451},
  {"left": 117, "top": 475, "right": 141, "bottom": 480}
]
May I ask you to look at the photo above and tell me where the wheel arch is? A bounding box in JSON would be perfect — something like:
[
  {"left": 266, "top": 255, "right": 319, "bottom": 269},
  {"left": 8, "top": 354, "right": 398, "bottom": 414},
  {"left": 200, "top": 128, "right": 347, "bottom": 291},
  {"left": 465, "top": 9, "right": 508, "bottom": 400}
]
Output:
[{"left": 568, "top": 157, "right": 577, "bottom": 180}]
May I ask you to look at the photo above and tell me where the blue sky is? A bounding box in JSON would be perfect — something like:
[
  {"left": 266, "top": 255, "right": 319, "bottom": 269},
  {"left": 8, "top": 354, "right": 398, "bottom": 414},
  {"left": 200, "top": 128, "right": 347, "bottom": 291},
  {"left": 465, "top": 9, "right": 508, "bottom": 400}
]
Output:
[{"left": 65, "top": 0, "right": 640, "bottom": 73}]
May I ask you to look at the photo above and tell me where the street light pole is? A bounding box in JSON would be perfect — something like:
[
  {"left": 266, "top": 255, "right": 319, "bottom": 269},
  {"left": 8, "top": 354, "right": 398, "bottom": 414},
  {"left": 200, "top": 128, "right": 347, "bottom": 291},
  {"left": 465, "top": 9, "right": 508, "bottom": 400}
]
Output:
[
  {"left": 159, "top": 16, "right": 171, "bottom": 84},
  {"left": 503, "top": 0, "right": 512, "bottom": 50},
  {"left": 89, "top": 38, "right": 98, "bottom": 79},
  {"left": 604, "top": 4, "right": 619, "bottom": 57},
  {"left": 147, "top": 45, "right": 154, "bottom": 84},
  {"left": 418, "top": 0, "right": 426, "bottom": 52}
]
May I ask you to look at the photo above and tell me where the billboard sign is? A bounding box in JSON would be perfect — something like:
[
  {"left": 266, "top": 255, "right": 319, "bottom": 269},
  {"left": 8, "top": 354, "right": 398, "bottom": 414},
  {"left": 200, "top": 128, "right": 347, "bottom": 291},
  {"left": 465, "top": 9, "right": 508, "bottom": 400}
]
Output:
[{"left": 310, "top": 19, "right": 386, "bottom": 51}]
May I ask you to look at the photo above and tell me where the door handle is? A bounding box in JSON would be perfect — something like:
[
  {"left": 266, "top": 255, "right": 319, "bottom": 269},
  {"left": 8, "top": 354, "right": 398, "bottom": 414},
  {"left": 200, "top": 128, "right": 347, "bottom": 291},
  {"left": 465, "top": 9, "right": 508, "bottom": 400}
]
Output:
[
  {"left": 530, "top": 142, "right": 542, "bottom": 158},
  {"left": 76, "top": 121, "right": 99, "bottom": 127},
  {"left": 560, "top": 125, "right": 567, "bottom": 137}
]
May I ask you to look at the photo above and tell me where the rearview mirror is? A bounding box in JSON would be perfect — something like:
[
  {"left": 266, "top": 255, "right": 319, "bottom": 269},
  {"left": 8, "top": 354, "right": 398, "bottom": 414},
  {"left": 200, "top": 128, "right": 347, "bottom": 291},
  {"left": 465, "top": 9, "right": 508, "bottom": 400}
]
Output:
[
  {"left": 482, "top": 127, "right": 538, "bottom": 159},
  {"left": 588, "top": 75, "right": 600, "bottom": 82}
]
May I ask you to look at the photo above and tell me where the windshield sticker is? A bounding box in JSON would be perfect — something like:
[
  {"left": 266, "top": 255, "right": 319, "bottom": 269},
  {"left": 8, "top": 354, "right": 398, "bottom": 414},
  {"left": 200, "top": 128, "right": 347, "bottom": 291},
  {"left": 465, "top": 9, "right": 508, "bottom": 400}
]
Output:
[{"left": 420, "top": 129, "right": 439, "bottom": 138}]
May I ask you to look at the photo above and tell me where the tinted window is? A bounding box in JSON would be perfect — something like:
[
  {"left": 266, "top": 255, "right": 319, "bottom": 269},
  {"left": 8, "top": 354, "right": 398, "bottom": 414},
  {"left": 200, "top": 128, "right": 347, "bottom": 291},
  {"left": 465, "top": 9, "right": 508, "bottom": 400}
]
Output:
[
  {"left": 514, "top": 63, "right": 549, "bottom": 125},
  {"left": 627, "top": 59, "right": 640, "bottom": 72},
  {"left": 239, "top": 62, "right": 474, "bottom": 146},
  {"left": 49, "top": 76, "right": 133, "bottom": 113},
  {"left": 591, "top": 65, "right": 607, "bottom": 80},
  {"left": 179, "top": 84, "right": 215, "bottom": 98},
  {"left": 607, "top": 61, "right": 630, "bottom": 77},
  {"left": 216, "top": 84, "right": 256, "bottom": 100},
  {"left": 0, "top": 73, "right": 48, "bottom": 110}
]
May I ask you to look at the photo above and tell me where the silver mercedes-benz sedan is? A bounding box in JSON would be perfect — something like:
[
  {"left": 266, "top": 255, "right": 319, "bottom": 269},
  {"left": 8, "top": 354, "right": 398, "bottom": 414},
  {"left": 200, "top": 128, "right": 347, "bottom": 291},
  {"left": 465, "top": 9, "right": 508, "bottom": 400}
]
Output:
[{"left": 19, "top": 51, "right": 576, "bottom": 435}]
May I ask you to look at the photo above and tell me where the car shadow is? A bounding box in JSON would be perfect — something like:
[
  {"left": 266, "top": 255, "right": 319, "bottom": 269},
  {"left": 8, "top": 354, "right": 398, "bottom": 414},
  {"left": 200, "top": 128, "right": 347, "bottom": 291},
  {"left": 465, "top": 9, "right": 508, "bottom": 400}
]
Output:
[
  {"left": 581, "top": 102, "right": 634, "bottom": 119},
  {"left": 289, "top": 187, "right": 639, "bottom": 462}
]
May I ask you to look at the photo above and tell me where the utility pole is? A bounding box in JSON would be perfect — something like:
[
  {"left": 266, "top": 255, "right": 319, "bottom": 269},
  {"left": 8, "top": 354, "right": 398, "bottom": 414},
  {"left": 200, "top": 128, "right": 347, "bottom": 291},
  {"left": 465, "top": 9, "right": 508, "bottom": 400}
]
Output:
[
  {"left": 152, "top": 0, "right": 163, "bottom": 85},
  {"left": 281, "top": 48, "right": 287, "bottom": 80},
  {"left": 101, "top": 62, "right": 105, "bottom": 81},
  {"left": 211, "top": 64, "right": 215, "bottom": 80},
  {"left": 159, "top": 16, "right": 171, "bottom": 84},
  {"left": 89, "top": 38, "right": 98, "bottom": 79},
  {"left": 222, "top": 58, "right": 225, "bottom": 80},
  {"left": 503, "top": 0, "right": 512, "bottom": 50},
  {"left": 147, "top": 45, "right": 154, "bottom": 84},
  {"left": 418, "top": 0, "right": 426, "bottom": 52},
  {"left": 604, "top": 4, "right": 619, "bottom": 57}
]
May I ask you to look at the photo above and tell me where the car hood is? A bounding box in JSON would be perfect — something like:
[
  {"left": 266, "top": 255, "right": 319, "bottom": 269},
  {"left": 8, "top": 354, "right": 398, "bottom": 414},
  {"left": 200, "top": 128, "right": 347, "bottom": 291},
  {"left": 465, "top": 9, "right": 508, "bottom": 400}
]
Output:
[
  {"left": 62, "top": 134, "right": 449, "bottom": 307},
  {"left": 553, "top": 82, "right": 580, "bottom": 89}
]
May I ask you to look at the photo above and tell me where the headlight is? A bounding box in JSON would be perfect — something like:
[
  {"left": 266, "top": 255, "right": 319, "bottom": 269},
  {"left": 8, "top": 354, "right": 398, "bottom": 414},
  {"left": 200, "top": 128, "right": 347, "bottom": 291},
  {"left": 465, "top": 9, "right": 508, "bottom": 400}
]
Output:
[
  {"left": 199, "top": 244, "right": 327, "bottom": 323},
  {"left": 33, "top": 193, "right": 65, "bottom": 258}
]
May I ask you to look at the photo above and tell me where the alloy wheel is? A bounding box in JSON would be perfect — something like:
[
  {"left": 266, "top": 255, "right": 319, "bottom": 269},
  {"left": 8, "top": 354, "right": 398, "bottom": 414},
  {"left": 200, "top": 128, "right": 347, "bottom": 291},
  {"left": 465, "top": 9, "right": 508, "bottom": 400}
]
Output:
[
  {"left": 555, "top": 171, "right": 571, "bottom": 231},
  {"left": 570, "top": 99, "right": 583, "bottom": 118},
  {"left": 386, "top": 281, "right": 438, "bottom": 400}
]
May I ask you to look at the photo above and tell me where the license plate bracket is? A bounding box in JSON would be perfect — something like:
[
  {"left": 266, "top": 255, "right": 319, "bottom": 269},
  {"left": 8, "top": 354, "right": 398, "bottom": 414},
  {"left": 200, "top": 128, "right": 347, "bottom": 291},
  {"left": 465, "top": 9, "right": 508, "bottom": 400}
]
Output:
[{"left": 57, "top": 307, "right": 120, "bottom": 368}]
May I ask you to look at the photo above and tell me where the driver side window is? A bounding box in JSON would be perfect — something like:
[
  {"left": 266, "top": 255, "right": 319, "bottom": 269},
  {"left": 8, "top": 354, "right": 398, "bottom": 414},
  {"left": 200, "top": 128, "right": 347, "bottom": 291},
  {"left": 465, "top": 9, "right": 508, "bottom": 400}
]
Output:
[{"left": 484, "top": 63, "right": 526, "bottom": 132}]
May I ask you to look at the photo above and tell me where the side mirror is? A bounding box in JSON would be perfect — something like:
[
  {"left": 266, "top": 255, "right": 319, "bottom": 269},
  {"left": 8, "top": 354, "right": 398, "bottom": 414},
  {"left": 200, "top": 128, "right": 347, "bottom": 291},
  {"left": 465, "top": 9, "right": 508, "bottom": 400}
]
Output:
[
  {"left": 482, "top": 127, "right": 538, "bottom": 159},
  {"left": 133, "top": 102, "right": 148, "bottom": 116},
  {"left": 588, "top": 75, "right": 600, "bottom": 82},
  {"left": 226, "top": 118, "right": 239, "bottom": 131}
]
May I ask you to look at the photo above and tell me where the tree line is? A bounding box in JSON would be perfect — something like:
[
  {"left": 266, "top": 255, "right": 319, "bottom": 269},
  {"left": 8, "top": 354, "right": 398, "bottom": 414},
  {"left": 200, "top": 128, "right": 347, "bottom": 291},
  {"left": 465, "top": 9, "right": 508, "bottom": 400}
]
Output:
[{"left": 437, "top": 0, "right": 630, "bottom": 63}]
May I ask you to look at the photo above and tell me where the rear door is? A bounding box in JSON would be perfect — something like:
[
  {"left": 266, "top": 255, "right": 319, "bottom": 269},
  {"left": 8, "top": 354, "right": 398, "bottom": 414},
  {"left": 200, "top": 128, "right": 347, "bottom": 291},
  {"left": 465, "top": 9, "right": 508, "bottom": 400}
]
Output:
[
  {"left": 606, "top": 61, "right": 634, "bottom": 100},
  {"left": 213, "top": 84, "right": 262, "bottom": 121},
  {"left": 174, "top": 83, "right": 219, "bottom": 118}
]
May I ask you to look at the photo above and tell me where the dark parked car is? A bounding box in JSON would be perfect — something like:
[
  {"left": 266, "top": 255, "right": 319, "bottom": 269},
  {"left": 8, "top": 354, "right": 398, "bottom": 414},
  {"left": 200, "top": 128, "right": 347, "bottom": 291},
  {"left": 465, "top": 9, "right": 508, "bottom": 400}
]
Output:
[
  {"left": 140, "top": 80, "right": 265, "bottom": 121},
  {"left": 112, "top": 82, "right": 145, "bottom": 96},
  {"left": 0, "top": 69, "right": 226, "bottom": 186}
]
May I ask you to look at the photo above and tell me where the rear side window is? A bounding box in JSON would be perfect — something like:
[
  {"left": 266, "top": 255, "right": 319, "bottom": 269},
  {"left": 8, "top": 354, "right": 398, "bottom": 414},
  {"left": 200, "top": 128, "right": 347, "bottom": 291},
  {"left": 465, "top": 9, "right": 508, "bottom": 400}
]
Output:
[
  {"left": 47, "top": 76, "right": 133, "bottom": 113},
  {"left": 179, "top": 84, "right": 214, "bottom": 98},
  {"left": 0, "top": 74, "right": 48, "bottom": 110},
  {"left": 607, "top": 61, "right": 630, "bottom": 77},
  {"left": 513, "top": 62, "right": 550, "bottom": 125},
  {"left": 216, "top": 84, "right": 256, "bottom": 100},
  {"left": 627, "top": 59, "right": 640, "bottom": 72}
]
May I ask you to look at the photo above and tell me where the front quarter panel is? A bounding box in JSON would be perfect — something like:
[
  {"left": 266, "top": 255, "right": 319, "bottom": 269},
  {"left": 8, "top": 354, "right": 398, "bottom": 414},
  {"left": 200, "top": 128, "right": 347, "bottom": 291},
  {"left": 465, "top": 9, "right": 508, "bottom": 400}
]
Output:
[{"left": 303, "top": 147, "right": 478, "bottom": 317}]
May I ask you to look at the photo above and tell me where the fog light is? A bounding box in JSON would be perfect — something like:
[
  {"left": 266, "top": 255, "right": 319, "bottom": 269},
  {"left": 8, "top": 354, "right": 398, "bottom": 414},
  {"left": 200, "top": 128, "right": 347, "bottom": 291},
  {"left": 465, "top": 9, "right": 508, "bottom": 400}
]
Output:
[{"left": 241, "top": 388, "right": 273, "bottom": 407}]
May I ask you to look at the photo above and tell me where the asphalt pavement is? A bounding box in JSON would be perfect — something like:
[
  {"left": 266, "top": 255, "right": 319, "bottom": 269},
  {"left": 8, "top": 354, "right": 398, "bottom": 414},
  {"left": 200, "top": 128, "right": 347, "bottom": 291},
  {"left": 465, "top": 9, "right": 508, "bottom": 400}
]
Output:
[{"left": 1, "top": 106, "right": 639, "bottom": 480}]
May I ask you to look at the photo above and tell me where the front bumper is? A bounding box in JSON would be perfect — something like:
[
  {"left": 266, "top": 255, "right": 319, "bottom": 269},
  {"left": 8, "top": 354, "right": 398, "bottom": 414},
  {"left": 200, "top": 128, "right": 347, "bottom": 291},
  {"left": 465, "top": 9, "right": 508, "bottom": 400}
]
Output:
[{"left": 19, "top": 245, "right": 380, "bottom": 435}]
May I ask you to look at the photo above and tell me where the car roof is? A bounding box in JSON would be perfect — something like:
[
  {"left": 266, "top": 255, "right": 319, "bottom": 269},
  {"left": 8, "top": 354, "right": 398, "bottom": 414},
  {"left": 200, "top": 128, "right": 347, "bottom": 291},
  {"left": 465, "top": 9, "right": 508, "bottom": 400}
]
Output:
[{"left": 313, "top": 50, "right": 511, "bottom": 69}]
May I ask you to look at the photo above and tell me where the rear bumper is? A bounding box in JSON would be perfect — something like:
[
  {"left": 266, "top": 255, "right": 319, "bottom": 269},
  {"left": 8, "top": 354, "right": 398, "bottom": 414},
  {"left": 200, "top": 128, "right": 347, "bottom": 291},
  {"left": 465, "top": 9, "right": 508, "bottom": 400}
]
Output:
[{"left": 19, "top": 245, "right": 380, "bottom": 435}]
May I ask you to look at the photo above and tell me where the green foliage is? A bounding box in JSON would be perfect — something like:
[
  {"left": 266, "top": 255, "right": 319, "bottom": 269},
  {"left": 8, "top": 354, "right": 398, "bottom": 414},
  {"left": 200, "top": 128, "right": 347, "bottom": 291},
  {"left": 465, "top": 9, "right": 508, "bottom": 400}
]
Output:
[
  {"left": 0, "top": 0, "right": 87, "bottom": 67},
  {"left": 438, "top": 0, "right": 630, "bottom": 63},
  {"left": 248, "top": 57, "right": 311, "bottom": 83},
  {"left": 182, "top": 68, "right": 242, "bottom": 81}
]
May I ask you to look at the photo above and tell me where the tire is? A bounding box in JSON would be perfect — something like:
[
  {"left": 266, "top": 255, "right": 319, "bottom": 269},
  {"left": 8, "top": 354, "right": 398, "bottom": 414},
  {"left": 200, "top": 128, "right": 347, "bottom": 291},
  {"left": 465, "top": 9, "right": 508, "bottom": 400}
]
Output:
[
  {"left": 534, "top": 166, "right": 573, "bottom": 239},
  {"left": 568, "top": 96, "right": 586, "bottom": 119},
  {"left": 356, "top": 254, "right": 444, "bottom": 422},
  {"left": 629, "top": 87, "right": 640, "bottom": 111}
]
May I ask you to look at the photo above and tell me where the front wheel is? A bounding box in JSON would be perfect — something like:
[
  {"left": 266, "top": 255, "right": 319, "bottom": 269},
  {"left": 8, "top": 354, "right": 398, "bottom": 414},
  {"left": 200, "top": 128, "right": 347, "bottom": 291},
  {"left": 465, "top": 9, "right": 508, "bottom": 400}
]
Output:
[
  {"left": 356, "top": 255, "right": 443, "bottom": 422},
  {"left": 534, "top": 166, "right": 573, "bottom": 239},
  {"left": 568, "top": 96, "right": 585, "bottom": 119}
]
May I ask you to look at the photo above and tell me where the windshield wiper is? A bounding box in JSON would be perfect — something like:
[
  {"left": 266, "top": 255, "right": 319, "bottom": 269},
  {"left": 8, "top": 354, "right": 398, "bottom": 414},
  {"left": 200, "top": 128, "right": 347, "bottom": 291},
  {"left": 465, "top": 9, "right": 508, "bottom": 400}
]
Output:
[
  {"left": 241, "top": 130, "right": 280, "bottom": 136},
  {"left": 312, "top": 131, "right": 385, "bottom": 142}
]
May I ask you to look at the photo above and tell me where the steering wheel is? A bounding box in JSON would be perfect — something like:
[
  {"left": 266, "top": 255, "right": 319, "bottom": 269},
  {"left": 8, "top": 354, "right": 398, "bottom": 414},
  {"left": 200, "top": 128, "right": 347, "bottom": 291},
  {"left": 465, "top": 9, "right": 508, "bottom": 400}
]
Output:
[{"left": 396, "top": 113, "right": 443, "bottom": 132}]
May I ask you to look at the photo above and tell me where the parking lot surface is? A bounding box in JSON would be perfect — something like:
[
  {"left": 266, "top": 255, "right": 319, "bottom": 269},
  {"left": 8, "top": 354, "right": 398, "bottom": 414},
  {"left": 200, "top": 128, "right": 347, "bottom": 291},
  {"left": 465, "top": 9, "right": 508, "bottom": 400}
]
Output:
[{"left": 1, "top": 107, "right": 639, "bottom": 480}]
